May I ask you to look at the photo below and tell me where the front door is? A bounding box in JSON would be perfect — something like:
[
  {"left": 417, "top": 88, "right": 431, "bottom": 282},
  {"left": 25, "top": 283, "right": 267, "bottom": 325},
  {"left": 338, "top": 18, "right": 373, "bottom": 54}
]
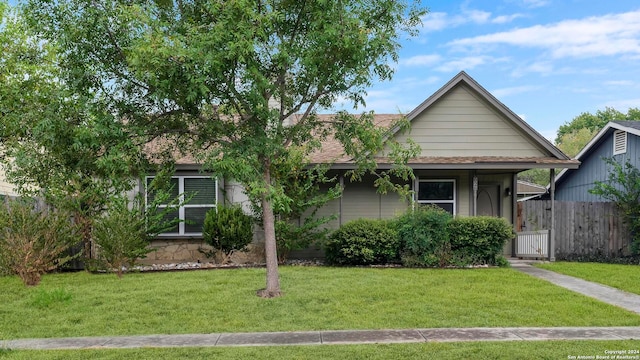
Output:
[
  {"left": 477, "top": 184, "right": 500, "bottom": 217},
  {"left": 477, "top": 184, "right": 511, "bottom": 255}
]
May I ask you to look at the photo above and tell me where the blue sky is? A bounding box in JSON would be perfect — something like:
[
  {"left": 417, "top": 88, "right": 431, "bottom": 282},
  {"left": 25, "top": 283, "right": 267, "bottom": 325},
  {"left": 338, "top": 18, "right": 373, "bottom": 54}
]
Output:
[{"left": 348, "top": 0, "right": 640, "bottom": 142}]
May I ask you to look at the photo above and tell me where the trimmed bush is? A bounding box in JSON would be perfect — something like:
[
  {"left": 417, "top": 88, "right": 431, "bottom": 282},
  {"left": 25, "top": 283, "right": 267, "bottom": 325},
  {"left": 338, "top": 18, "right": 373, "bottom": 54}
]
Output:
[
  {"left": 324, "top": 219, "right": 399, "bottom": 265},
  {"left": 448, "top": 216, "right": 515, "bottom": 265},
  {"left": 203, "top": 205, "right": 253, "bottom": 264},
  {"left": 396, "top": 205, "right": 452, "bottom": 267}
]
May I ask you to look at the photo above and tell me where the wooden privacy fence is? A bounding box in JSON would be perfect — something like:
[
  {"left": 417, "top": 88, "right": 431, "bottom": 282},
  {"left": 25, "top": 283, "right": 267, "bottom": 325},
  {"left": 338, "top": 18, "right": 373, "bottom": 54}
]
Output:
[{"left": 517, "top": 201, "right": 631, "bottom": 258}]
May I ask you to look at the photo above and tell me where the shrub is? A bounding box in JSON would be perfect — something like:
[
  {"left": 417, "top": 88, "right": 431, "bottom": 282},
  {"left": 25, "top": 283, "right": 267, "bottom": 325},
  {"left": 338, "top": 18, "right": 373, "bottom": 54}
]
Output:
[
  {"left": 203, "top": 205, "right": 254, "bottom": 264},
  {"left": 396, "top": 205, "right": 452, "bottom": 267},
  {"left": 0, "top": 199, "right": 78, "bottom": 286},
  {"left": 275, "top": 218, "right": 328, "bottom": 263},
  {"left": 448, "top": 216, "right": 515, "bottom": 265},
  {"left": 92, "top": 197, "right": 154, "bottom": 277},
  {"left": 324, "top": 218, "right": 399, "bottom": 265}
]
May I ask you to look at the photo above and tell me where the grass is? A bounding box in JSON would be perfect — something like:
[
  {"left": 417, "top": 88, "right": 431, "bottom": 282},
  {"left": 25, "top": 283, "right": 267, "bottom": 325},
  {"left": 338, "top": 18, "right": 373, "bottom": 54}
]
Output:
[
  {"left": 1, "top": 266, "right": 640, "bottom": 340},
  {"left": 2, "top": 341, "right": 640, "bottom": 360},
  {"left": 536, "top": 262, "right": 640, "bottom": 295}
]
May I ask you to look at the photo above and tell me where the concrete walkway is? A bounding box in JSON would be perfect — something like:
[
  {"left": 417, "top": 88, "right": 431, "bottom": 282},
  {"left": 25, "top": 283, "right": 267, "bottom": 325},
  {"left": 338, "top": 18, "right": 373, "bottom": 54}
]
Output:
[
  {"left": 3, "top": 262, "right": 640, "bottom": 350},
  {"left": 510, "top": 261, "right": 640, "bottom": 314}
]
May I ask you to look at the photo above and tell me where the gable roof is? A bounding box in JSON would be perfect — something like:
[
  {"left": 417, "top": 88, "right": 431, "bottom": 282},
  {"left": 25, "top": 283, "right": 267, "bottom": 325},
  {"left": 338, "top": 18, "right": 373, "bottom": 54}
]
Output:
[
  {"left": 554, "top": 120, "right": 640, "bottom": 183},
  {"left": 404, "top": 71, "right": 569, "bottom": 160},
  {"left": 312, "top": 71, "right": 579, "bottom": 170}
]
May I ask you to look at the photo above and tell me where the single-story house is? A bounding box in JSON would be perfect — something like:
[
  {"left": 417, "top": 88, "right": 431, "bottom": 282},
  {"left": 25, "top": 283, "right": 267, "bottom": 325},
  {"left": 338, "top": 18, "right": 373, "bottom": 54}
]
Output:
[
  {"left": 554, "top": 120, "right": 640, "bottom": 201},
  {"left": 141, "top": 71, "right": 580, "bottom": 263}
]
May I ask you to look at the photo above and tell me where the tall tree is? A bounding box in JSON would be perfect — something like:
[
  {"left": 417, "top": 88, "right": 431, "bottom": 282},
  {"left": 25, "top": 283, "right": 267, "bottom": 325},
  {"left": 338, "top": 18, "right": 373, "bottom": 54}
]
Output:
[
  {"left": 0, "top": 2, "right": 149, "bottom": 259},
  {"left": 556, "top": 127, "right": 598, "bottom": 158},
  {"left": 19, "top": 0, "right": 425, "bottom": 297},
  {"left": 555, "top": 107, "right": 640, "bottom": 150}
]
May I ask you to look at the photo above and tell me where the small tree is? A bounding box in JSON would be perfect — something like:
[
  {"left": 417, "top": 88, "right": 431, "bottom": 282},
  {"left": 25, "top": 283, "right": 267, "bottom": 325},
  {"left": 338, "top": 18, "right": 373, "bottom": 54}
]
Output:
[
  {"left": 0, "top": 199, "right": 78, "bottom": 286},
  {"left": 203, "top": 205, "right": 254, "bottom": 264},
  {"left": 590, "top": 157, "right": 640, "bottom": 254},
  {"left": 92, "top": 172, "right": 189, "bottom": 277}
]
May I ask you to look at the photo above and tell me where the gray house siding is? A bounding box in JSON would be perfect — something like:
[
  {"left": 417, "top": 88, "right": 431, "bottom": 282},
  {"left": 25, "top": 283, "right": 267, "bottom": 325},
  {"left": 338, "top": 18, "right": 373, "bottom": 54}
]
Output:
[{"left": 555, "top": 128, "right": 640, "bottom": 202}]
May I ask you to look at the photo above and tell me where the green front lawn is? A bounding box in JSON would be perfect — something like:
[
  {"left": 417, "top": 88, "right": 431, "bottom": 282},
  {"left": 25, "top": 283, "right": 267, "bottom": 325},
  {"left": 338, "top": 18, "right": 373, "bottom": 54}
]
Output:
[
  {"left": 1, "top": 266, "right": 639, "bottom": 340},
  {"left": 537, "top": 262, "right": 640, "bottom": 295},
  {"left": 2, "top": 341, "right": 640, "bottom": 360}
]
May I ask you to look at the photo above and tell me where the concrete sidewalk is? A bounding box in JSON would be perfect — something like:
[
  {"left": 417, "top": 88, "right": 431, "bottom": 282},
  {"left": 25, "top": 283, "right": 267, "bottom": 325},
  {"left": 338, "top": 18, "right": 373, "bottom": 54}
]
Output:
[
  {"left": 510, "top": 261, "right": 640, "bottom": 314},
  {"left": 3, "top": 327, "right": 640, "bottom": 350},
  {"left": 3, "top": 262, "right": 640, "bottom": 350}
]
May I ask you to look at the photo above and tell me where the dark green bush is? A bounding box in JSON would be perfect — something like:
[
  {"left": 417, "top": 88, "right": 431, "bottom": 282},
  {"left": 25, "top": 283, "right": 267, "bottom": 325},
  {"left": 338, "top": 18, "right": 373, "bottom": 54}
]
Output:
[
  {"left": 203, "top": 205, "right": 253, "bottom": 263},
  {"left": 324, "top": 218, "right": 399, "bottom": 265},
  {"left": 448, "top": 216, "right": 515, "bottom": 265},
  {"left": 396, "top": 205, "right": 452, "bottom": 267}
]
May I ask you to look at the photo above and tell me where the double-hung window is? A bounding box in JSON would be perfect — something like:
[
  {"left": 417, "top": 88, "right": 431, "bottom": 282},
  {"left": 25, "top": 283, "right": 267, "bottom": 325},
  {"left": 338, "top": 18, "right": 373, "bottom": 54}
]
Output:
[
  {"left": 416, "top": 179, "right": 456, "bottom": 214},
  {"left": 146, "top": 176, "right": 218, "bottom": 236}
]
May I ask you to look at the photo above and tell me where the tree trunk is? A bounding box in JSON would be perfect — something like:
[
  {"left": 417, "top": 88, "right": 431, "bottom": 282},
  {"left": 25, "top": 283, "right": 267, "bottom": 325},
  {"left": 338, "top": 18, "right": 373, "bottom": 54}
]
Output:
[{"left": 257, "top": 166, "right": 282, "bottom": 298}]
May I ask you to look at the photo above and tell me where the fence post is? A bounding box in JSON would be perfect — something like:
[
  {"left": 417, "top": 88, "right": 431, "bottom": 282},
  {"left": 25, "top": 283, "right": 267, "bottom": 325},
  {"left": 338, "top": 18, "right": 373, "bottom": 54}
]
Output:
[{"left": 549, "top": 169, "right": 556, "bottom": 261}]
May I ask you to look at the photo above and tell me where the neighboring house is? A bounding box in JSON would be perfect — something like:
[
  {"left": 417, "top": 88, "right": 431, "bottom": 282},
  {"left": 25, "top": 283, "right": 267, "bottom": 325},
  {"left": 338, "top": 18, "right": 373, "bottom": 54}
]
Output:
[
  {"left": 517, "top": 180, "right": 547, "bottom": 201},
  {"left": 141, "top": 71, "right": 579, "bottom": 263},
  {"left": 554, "top": 121, "right": 640, "bottom": 201},
  {"left": 0, "top": 165, "right": 19, "bottom": 200}
]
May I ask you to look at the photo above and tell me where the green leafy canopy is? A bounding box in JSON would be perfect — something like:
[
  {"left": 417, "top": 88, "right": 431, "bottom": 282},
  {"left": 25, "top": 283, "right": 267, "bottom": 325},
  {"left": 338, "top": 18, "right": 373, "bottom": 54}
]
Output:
[{"left": 5, "top": 0, "right": 427, "bottom": 296}]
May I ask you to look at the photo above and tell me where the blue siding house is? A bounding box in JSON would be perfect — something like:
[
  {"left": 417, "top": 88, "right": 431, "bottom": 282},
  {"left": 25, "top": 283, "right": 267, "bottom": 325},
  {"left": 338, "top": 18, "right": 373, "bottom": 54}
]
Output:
[{"left": 554, "top": 121, "right": 640, "bottom": 201}]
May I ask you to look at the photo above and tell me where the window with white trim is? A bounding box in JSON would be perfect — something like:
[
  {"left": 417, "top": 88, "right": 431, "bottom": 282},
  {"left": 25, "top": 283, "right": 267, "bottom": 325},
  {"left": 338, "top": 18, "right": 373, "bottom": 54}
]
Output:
[
  {"left": 613, "top": 130, "right": 627, "bottom": 155},
  {"left": 146, "top": 176, "right": 218, "bottom": 236},
  {"left": 417, "top": 179, "right": 456, "bottom": 214}
]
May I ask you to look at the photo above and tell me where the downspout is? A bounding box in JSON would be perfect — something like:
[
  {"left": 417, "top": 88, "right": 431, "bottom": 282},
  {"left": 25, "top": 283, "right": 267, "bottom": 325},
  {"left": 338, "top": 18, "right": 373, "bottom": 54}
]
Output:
[{"left": 549, "top": 169, "right": 556, "bottom": 262}]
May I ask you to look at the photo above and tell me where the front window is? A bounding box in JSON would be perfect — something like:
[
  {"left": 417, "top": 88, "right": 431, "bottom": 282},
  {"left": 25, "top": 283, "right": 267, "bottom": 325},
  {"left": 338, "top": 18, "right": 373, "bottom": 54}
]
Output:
[
  {"left": 146, "top": 176, "right": 218, "bottom": 236},
  {"left": 417, "top": 179, "right": 456, "bottom": 214}
]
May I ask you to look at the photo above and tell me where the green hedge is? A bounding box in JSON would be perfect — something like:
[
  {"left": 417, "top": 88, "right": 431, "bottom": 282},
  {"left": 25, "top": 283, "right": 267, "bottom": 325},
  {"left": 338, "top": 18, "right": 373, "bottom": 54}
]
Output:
[
  {"left": 448, "top": 216, "right": 515, "bottom": 265},
  {"left": 324, "top": 206, "right": 514, "bottom": 268},
  {"left": 396, "top": 205, "right": 452, "bottom": 267},
  {"left": 324, "top": 219, "right": 399, "bottom": 265}
]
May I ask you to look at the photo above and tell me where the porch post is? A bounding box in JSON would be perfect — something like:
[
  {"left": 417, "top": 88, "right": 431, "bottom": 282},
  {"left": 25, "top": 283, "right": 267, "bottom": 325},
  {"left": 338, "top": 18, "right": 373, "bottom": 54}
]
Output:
[
  {"left": 549, "top": 168, "right": 556, "bottom": 262},
  {"left": 472, "top": 174, "right": 478, "bottom": 216},
  {"left": 339, "top": 174, "right": 344, "bottom": 227},
  {"left": 511, "top": 172, "right": 517, "bottom": 257}
]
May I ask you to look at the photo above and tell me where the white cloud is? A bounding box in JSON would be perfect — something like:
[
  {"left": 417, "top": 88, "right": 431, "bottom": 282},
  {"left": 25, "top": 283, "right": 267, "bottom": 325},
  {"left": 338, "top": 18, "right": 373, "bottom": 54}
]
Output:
[
  {"left": 601, "top": 98, "right": 640, "bottom": 110},
  {"left": 521, "top": 0, "right": 550, "bottom": 8},
  {"left": 421, "top": 9, "right": 523, "bottom": 32},
  {"left": 448, "top": 10, "right": 640, "bottom": 59},
  {"left": 604, "top": 80, "right": 635, "bottom": 86},
  {"left": 510, "top": 61, "right": 554, "bottom": 77},
  {"left": 402, "top": 54, "right": 442, "bottom": 66},
  {"left": 492, "top": 85, "right": 539, "bottom": 98},
  {"left": 492, "top": 14, "right": 524, "bottom": 24},
  {"left": 435, "top": 56, "right": 509, "bottom": 72},
  {"left": 421, "top": 12, "right": 450, "bottom": 32}
]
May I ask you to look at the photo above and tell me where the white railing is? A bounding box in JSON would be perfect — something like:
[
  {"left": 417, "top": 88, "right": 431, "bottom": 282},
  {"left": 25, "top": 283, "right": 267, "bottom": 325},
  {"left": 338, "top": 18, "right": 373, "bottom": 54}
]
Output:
[{"left": 516, "top": 230, "right": 549, "bottom": 258}]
